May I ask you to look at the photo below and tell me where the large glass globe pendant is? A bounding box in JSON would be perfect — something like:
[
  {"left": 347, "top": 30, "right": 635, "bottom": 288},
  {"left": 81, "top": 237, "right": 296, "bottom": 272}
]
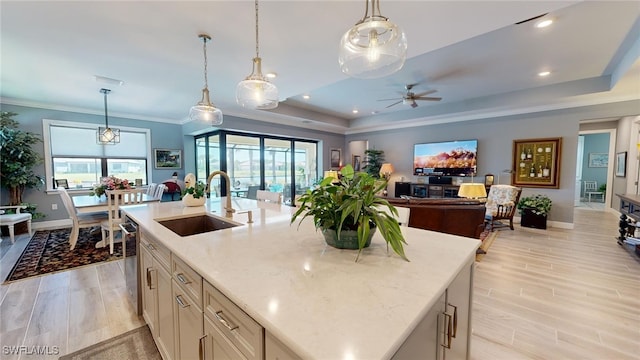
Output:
[{"left": 338, "top": 0, "right": 407, "bottom": 79}]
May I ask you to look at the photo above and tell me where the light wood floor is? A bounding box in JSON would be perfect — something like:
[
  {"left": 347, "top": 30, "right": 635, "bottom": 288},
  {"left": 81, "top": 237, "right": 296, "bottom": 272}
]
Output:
[
  {"left": 0, "top": 208, "right": 638, "bottom": 359},
  {"left": 472, "top": 208, "right": 640, "bottom": 359}
]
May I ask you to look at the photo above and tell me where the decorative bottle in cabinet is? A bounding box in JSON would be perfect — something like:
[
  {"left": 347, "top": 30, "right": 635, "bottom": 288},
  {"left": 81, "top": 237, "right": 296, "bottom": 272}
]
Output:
[
  {"left": 543, "top": 163, "right": 550, "bottom": 177},
  {"left": 526, "top": 148, "right": 533, "bottom": 159},
  {"left": 520, "top": 149, "right": 526, "bottom": 160},
  {"left": 537, "top": 165, "right": 543, "bottom": 178},
  {"left": 529, "top": 166, "right": 535, "bottom": 178}
]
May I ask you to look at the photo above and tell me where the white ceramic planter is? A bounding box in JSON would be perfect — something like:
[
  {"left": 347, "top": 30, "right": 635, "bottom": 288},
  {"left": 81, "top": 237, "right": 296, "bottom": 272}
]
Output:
[{"left": 182, "top": 193, "right": 206, "bottom": 207}]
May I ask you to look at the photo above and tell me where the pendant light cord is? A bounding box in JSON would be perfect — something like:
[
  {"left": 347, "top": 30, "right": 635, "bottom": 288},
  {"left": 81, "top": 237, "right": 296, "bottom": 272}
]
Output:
[
  {"left": 254, "top": 0, "right": 260, "bottom": 58},
  {"left": 101, "top": 88, "right": 110, "bottom": 128},
  {"left": 202, "top": 36, "right": 209, "bottom": 89}
]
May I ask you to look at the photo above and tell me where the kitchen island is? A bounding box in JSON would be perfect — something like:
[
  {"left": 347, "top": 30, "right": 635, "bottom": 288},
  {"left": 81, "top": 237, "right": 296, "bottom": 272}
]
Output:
[{"left": 122, "top": 197, "right": 480, "bottom": 359}]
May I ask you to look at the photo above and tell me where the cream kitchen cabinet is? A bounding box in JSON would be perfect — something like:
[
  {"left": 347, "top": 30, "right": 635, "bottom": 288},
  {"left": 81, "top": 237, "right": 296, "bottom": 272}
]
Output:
[
  {"left": 203, "top": 280, "right": 264, "bottom": 360},
  {"left": 393, "top": 259, "right": 473, "bottom": 360},
  {"left": 171, "top": 256, "right": 204, "bottom": 360},
  {"left": 140, "top": 233, "right": 174, "bottom": 360}
]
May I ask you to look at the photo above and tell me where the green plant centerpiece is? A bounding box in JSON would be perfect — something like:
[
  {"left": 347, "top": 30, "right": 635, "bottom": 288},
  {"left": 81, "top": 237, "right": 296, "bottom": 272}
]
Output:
[
  {"left": 182, "top": 173, "right": 206, "bottom": 206},
  {"left": 517, "top": 194, "right": 552, "bottom": 216},
  {"left": 291, "top": 164, "right": 408, "bottom": 262}
]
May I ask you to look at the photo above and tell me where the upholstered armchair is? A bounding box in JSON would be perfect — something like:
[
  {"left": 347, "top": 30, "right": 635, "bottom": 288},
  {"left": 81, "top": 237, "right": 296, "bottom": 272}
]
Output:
[{"left": 485, "top": 185, "right": 522, "bottom": 230}]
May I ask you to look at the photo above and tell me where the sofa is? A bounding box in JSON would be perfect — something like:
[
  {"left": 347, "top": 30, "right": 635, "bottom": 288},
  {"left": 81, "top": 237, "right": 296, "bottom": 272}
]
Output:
[{"left": 385, "top": 197, "right": 487, "bottom": 239}]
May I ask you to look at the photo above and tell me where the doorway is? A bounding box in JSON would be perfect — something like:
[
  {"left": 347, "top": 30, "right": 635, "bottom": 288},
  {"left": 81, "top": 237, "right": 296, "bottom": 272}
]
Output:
[{"left": 576, "top": 129, "right": 615, "bottom": 211}]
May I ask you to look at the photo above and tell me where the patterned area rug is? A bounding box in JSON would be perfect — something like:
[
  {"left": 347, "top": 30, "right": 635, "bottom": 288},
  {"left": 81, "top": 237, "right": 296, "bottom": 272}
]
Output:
[
  {"left": 59, "top": 325, "right": 160, "bottom": 360},
  {"left": 476, "top": 229, "right": 499, "bottom": 262},
  {"left": 3, "top": 227, "right": 124, "bottom": 283}
]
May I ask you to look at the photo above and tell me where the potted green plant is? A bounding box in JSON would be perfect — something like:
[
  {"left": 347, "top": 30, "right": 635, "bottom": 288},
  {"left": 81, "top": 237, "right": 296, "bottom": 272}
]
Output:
[
  {"left": 182, "top": 180, "right": 206, "bottom": 207},
  {"left": 517, "top": 194, "right": 552, "bottom": 229},
  {"left": 0, "top": 112, "right": 44, "bottom": 206},
  {"left": 362, "top": 149, "right": 385, "bottom": 178},
  {"left": 291, "top": 164, "right": 408, "bottom": 262}
]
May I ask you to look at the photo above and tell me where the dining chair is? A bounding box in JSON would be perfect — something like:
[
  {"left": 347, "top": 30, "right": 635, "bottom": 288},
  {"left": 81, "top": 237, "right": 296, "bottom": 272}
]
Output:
[
  {"left": 146, "top": 183, "right": 157, "bottom": 196},
  {"left": 101, "top": 189, "right": 145, "bottom": 254},
  {"left": 153, "top": 183, "right": 167, "bottom": 200},
  {"left": 256, "top": 189, "right": 282, "bottom": 203},
  {"left": 58, "top": 187, "right": 108, "bottom": 250},
  {"left": 380, "top": 205, "right": 410, "bottom": 227}
]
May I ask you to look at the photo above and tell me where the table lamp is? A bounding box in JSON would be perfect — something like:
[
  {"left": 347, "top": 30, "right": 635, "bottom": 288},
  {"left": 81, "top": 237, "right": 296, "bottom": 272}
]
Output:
[
  {"left": 324, "top": 170, "right": 339, "bottom": 183},
  {"left": 458, "top": 183, "right": 487, "bottom": 199}
]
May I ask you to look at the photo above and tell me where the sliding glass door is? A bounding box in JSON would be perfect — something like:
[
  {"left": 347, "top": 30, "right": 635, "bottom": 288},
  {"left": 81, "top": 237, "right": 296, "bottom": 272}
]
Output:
[{"left": 194, "top": 131, "right": 318, "bottom": 204}]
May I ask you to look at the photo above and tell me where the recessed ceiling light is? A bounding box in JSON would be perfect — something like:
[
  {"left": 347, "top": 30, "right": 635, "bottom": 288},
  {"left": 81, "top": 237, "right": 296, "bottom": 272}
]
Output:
[
  {"left": 94, "top": 75, "right": 124, "bottom": 86},
  {"left": 371, "top": 110, "right": 379, "bottom": 115},
  {"left": 538, "top": 71, "right": 551, "bottom": 77},
  {"left": 302, "top": 95, "right": 310, "bottom": 100},
  {"left": 536, "top": 19, "right": 553, "bottom": 28},
  {"left": 266, "top": 72, "right": 277, "bottom": 79},
  {"left": 352, "top": 109, "right": 359, "bottom": 114}
]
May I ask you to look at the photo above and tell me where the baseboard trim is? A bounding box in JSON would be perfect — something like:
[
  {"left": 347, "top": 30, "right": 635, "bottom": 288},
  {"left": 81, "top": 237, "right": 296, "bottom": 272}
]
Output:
[{"left": 33, "top": 219, "right": 72, "bottom": 231}]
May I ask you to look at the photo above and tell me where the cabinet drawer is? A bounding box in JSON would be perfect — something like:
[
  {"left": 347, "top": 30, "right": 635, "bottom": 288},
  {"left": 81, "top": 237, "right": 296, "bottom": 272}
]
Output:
[
  {"left": 141, "top": 232, "right": 171, "bottom": 270},
  {"left": 203, "top": 280, "right": 264, "bottom": 360},
  {"left": 172, "top": 256, "right": 203, "bottom": 308},
  {"left": 429, "top": 185, "right": 443, "bottom": 191}
]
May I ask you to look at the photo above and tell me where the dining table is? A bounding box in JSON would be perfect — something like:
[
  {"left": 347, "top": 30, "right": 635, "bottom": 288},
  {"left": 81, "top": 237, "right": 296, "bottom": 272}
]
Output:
[
  {"left": 71, "top": 193, "right": 161, "bottom": 248},
  {"left": 72, "top": 193, "right": 161, "bottom": 214}
]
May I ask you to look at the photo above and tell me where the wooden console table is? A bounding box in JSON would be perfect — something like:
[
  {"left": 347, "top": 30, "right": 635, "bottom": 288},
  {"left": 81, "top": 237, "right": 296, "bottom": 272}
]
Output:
[{"left": 615, "top": 194, "right": 640, "bottom": 256}]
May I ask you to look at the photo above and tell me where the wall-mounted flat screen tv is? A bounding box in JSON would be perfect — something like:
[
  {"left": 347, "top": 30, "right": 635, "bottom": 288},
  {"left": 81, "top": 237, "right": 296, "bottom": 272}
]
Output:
[{"left": 413, "top": 139, "right": 478, "bottom": 176}]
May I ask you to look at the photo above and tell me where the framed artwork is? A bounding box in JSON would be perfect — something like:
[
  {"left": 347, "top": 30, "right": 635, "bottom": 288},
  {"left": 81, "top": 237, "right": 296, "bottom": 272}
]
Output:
[
  {"left": 352, "top": 155, "right": 361, "bottom": 171},
  {"left": 615, "top": 151, "right": 627, "bottom": 177},
  {"left": 588, "top": 153, "right": 608, "bottom": 168},
  {"left": 512, "top": 137, "right": 562, "bottom": 188},
  {"left": 330, "top": 148, "right": 341, "bottom": 169},
  {"left": 154, "top": 148, "right": 182, "bottom": 169}
]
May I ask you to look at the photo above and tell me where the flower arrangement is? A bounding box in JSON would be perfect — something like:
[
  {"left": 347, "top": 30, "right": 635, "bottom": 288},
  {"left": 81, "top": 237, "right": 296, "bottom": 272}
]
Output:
[{"left": 90, "top": 175, "right": 132, "bottom": 197}]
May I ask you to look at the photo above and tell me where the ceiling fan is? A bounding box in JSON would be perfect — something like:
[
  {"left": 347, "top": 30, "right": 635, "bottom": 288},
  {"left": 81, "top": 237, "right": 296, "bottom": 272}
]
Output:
[{"left": 379, "top": 84, "right": 442, "bottom": 108}]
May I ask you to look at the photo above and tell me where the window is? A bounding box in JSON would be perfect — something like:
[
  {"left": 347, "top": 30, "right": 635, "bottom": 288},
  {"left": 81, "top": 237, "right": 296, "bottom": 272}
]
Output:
[
  {"left": 43, "top": 119, "right": 151, "bottom": 190},
  {"left": 195, "top": 130, "right": 318, "bottom": 205}
]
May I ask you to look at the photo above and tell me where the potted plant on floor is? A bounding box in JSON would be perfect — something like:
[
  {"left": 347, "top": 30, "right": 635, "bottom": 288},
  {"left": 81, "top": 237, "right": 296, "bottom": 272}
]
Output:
[
  {"left": 517, "top": 194, "right": 552, "bottom": 229},
  {"left": 291, "top": 164, "right": 408, "bottom": 262}
]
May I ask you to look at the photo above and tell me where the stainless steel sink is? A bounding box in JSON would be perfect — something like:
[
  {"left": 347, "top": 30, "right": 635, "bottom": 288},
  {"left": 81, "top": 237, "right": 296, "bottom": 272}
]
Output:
[{"left": 157, "top": 214, "right": 240, "bottom": 237}]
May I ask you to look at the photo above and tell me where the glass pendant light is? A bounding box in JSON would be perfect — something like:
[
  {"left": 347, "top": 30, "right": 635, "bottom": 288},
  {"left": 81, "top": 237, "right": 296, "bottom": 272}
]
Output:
[
  {"left": 236, "top": 0, "right": 278, "bottom": 110},
  {"left": 339, "top": 0, "right": 407, "bottom": 79},
  {"left": 97, "top": 88, "right": 120, "bottom": 145},
  {"left": 189, "top": 34, "right": 223, "bottom": 125}
]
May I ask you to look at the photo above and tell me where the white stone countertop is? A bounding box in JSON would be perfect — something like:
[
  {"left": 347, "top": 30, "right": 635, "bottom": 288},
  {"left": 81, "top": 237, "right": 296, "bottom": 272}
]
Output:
[{"left": 122, "top": 198, "right": 480, "bottom": 360}]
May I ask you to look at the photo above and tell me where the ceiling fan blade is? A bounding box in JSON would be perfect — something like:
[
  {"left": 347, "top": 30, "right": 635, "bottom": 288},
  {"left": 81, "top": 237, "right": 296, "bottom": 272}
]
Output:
[
  {"left": 377, "top": 97, "right": 402, "bottom": 102},
  {"left": 385, "top": 100, "right": 403, "bottom": 108},
  {"left": 415, "top": 96, "right": 442, "bottom": 101},
  {"left": 413, "top": 89, "right": 438, "bottom": 97}
]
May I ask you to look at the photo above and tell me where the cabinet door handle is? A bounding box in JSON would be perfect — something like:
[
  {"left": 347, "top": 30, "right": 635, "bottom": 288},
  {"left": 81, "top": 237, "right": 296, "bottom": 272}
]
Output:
[
  {"left": 198, "top": 334, "right": 206, "bottom": 360},
  {"left": 176, "top": 273, "right": 191, "bottom": 284},
  {"left": 175, "top": 295, "right": 190, "bottom": 308},
  {"left": 215, "top": 311, "right": 239, "bottom": 331},
  {"left": 447, "top": 303, "right": 458, "bottom": 338},
  {"left": 146, "top": 243, "right": 156, "bottom": 251},
  {"left": 441, "top": 312, "right": 453, "bottom": 349},
  {"left": 146, "top": 268, "right": 156, "bottom": 290}
]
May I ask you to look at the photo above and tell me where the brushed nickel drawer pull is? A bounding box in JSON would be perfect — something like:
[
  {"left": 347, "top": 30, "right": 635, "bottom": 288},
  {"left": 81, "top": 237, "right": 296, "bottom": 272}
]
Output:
[
  {"left": 442, "top": 312, "right": 453, "bottom": 349},
  {"left": 146, "top": 243, "right": 156, "bottom": 251},
  {"left": 448, "top": 303, "right": 458, "bottom": 338},
  {"left": 176, "top": 273, "right": 191, "bottom": 284},
  {"left": 175, "top": 295, "right": 190, "bottom": 308},
  {"left": 215, "top": 311, "right": 239, "bottom": 331}
]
